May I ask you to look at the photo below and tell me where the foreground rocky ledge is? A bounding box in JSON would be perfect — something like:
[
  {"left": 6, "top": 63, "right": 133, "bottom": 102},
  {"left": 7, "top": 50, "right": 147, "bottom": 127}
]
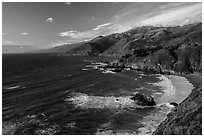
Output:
[{"left": 153, "top": 86, "right": 202, "bottom": 135}]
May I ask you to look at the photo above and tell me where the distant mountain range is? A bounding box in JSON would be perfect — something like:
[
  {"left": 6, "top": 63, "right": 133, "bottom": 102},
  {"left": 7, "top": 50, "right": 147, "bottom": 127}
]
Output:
[{"left": 39, "top": 23, "right": 201, "bottom": 56}]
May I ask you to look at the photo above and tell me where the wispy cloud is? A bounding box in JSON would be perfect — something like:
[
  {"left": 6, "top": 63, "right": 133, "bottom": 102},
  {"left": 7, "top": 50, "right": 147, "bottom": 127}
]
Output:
[
  {"left": 2, "top": 39, "right": 13, "bottom": 44},
  {"left": 46, "top": 17, "right": 54, "bottom": 23},
  {"left": 64, "top": 2, "right": 71, "bottom": 5},
  {"left": 92, "top": 23, "right": 112, "bottom": 31},
  {"left": 21, "top": 32, "right": 28, "bottom": 35},
  {"left": 158, "top": 2, "right": 185, "bottom": 9},
  {"left": 56, "top": 22, "right": 133, "bottom": 46},
  {"left": 54, "top": 2, "right": 201, "bottom": 46},
  {"left": 59, "top": 30, "right": 78, "bottom": 37},
  {"left": 139, "top": 3, "right": 202, "bottom": 26},
  {"left": 112, "top": 2, "right": 201, "bottom": 27},
  {"left": 58, "top": 23, "right": 112, "bottom": 38},
  {"left": 57, "top": 22, "right": 125, "bottom": 44}
]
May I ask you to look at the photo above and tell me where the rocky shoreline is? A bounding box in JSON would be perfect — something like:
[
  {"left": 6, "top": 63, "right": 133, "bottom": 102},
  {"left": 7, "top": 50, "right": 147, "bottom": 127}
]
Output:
[{"left": 91, "top": 60, "right": 202, "bottom": 135}]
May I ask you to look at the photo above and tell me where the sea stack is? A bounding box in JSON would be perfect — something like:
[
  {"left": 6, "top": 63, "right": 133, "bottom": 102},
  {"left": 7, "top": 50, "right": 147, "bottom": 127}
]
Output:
[{"left": 130, "top": 93, "right": 156, "bottom": 106}]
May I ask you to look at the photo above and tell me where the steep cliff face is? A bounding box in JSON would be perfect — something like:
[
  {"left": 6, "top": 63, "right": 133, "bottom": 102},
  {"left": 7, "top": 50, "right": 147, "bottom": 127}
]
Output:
[{"left": 154, "top": 87, "right": 202, "bottom": 135}]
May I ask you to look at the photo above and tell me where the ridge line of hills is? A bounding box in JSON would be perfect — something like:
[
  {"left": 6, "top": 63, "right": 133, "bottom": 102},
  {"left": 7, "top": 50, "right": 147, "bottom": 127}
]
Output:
[{"left": 39, "top": 22, "right": 202, "bottom": 75}]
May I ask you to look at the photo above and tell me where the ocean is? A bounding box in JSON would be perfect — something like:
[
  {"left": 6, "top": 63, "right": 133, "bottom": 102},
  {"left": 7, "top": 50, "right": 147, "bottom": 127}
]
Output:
[{"left": 2, "top": 53, "right": 175, "bottom": 135}]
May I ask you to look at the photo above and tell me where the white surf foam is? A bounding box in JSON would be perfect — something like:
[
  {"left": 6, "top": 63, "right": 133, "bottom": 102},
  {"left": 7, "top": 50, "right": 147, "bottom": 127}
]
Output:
[
  {"left": 65, "top": 92, "right": 135, "bottom": 109},
  {"left": 6, "top": 86, "right": 21, "bottom": 90},
  {"left": 102, "top": 70, "right": 116, "bottom": 74},
  {"left": 134, "top": 76, "right": 142, "bottom": 81},
  {"left": 150, "top": 75, "right": 176, "bottom": 103},
  {"left": 81, "top": 68, "right": 90, "bottom": 71},
  {"left": 137, "top": 103, "right": 172, "bottom": 135}
]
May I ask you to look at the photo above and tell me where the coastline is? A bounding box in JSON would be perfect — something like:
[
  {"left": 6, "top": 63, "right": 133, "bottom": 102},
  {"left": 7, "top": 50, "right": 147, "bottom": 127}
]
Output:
[
  {"left": 137, "top": 74, "right": 195, "bottom": 135},
  {"left": 153, "top": 73, "right": 202, "bottom": 135}
]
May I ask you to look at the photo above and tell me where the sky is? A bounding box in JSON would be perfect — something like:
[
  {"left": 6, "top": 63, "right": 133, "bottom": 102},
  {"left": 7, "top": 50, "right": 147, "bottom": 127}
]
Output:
[{"left": 2, "top": 2, "right": 202, "bottom": 53}]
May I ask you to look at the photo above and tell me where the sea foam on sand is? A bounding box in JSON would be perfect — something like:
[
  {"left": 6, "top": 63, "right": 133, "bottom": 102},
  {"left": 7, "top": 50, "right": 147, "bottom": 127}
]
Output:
[{"left": 151, "top": 75, "right": 194, "bottom": 104}]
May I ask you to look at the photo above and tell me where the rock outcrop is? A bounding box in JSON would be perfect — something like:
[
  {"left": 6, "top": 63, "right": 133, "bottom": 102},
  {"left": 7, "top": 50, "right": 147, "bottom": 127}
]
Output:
[{"left": 130, "top": 93, "right": 156, "bottom": 106}]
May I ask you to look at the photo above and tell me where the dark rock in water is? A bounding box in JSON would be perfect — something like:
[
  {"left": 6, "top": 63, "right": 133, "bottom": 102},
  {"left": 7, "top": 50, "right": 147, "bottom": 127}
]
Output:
[
  {"left": 130, "top": 93, "right": 156, "bottom": 106},
  {"left": 170, "top": 102, "right": 178, "bottom": 107}
]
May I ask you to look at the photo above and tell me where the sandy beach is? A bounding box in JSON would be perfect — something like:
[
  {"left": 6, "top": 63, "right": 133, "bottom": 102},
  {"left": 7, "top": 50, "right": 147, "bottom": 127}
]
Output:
[{"left": 165, "top": 75, "right": 195, "bottom": 104}]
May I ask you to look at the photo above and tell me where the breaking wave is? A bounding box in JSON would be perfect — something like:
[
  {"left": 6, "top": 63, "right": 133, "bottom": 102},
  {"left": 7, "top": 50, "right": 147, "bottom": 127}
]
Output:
[
  {"left": 4, "top": 85, "right": 25, "bottom": 91},
  {"left": 150, "top": 75, "right": 176, "bottom": 103},
  {"left": 137, "top": 103, "right": 173, "bottom": 134}
]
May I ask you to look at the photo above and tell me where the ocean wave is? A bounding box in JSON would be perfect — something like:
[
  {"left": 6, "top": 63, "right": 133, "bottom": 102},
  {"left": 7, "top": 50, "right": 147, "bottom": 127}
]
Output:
[
  {"left": 137, "top": 103, "right": 172, "bottom": 135},
  {"left": 81, "top": 68, "right": 91, "bottom": 71},
  {"left": 150, "top": 75, "right": 176, "bottom": 103},
  {"left": 91, "top": 62, "right": 108, "bottom": 66},
  {"left": 96, "top": 122, "right": 137, "bottom": 135},
  {"left": 4, "top": 85, "right": 25, "bottom": 90},
  {"left": 6, "top": 86, "right": 20, "bottom": 90},
  {"left": 102, "top": 70, "right": 116, "bottom": 74},
  {"left": 134, "top": 76, "right": 142, "bottom": 81},
  {"left": 83, "top": 59, "right": 95, "bottom": 63},
  {"left": 133, "top": 87, "right": 157, "bottom": 92}
]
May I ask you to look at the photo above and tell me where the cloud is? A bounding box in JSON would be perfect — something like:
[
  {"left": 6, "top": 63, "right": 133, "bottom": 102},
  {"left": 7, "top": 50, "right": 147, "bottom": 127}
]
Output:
[
  {"left": 46, "top": 17, "right": 54, "bottom": 23},
  {"left": 54, "top": 2, "right": 201, "bottom": 47},
  {"left": 2, "top": 39, "right": 13, "bottom": 44},
  {"left": 21, "top": 32, "right": 28, "bottom": 35},
  {"left": 111, "top": 2, "right": 201, "bottom": 27},
  {"left": 56, "top": 23, "right": 127, "bottom": 46},
  {"left": 59, "top": 23, "right": 113, "bottom": 40},
  {"left": 59, "top": 30, "right": 78, "bottom": 37},
  {"left": 139, "top": 3, "right": 202, "bottom": 26},
  {"left": 64, "top": 2, "right": 71, "bottom": 5},
  {"left": 92, "top": 23, "right": 112, "bottom": 31}
]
